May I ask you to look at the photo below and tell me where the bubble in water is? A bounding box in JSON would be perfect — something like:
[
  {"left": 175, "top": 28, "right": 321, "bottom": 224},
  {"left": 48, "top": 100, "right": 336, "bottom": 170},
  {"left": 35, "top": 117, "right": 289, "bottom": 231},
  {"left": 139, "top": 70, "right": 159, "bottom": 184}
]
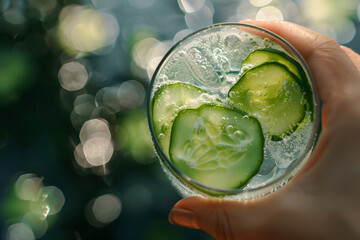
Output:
[
  {"left": 243, "top": 115, "right": 249, "bottom": 119},
  {"left": 184, "top": 46, "right": 225, "bottom": 86},
  {"left": 229, "top": 91, "right": 236, "bottom": 98},
  {"left": 226, "top": 125, "right": 234, "bottom": 133},
  {"left": 213, "top": 48, "right": 222, "bottom": 55},
  {"left": 162, "top": 124, "right": 169, "bottom": 131},
  {"left": 224, "top": 34, "right": 241, "bottom": 48},
  {"left": 178, "top": 50, "right": 186, "bottom": 57},
  {"left": 158, "top": 133, "right": 165, "bottom": 140},
  {"left": 158, "top": 74, "right": 168, "bottom": 82},
  {"left": 217, "top": 55, "right": 230, "bottom": 72},
  {"left": 300, "top": 98, "right": 307, "bottom": 105}
]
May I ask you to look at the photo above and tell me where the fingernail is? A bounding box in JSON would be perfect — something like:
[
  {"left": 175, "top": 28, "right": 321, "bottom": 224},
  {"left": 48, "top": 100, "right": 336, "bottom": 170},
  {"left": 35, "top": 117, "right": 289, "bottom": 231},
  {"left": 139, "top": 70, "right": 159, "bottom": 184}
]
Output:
[{"left": 169, "top": 208, "right": 199, "bottom": 229}]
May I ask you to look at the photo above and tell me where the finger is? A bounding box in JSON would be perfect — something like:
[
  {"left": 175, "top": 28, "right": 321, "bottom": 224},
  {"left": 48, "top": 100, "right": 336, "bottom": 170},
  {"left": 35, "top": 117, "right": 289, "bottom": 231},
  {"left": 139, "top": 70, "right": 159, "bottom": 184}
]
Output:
[
  {"left": 341, "top": 46, "right": 360, "bottom": 72},
  {"left": 169, "top": 196, "right": 274, "bottom": 240},
  {"left": 240, "top": 20, "right": 360, "bottom": 107}
]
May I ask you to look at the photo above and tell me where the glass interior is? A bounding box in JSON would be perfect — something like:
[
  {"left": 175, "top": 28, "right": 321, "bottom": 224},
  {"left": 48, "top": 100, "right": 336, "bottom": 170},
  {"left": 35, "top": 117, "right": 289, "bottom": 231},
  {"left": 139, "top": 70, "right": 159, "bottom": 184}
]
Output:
[{"left": 147, "top": 23, "right": 320, "bottom": 199}]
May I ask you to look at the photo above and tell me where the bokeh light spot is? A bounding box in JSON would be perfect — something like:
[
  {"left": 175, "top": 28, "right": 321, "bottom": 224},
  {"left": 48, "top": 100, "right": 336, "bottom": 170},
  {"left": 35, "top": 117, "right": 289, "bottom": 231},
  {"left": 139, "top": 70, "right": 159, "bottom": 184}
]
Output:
[
  {"left": 334, "top": 19, "right": 356, "bottom": 44},
  {"left": 15, "top": 174, "right": 43, "bottom": 201},
  {"left": 185, "top": 5, "right": 214, "bottom": 30},
  {"left": 118, "top": 80, "right": 146, "bottom": 108},
  {"left": 83, "top": 137, "right": 113, "bottom": 166},
  {"left": 22, "top": 213, "right": 48, "bottom": 239},
  {"left": 235, "top": 1, "right": 258, "bottom": 21},
  {"left": 7, "top": 223, "right": 35, "bottom": 240},
  {"left": 74, "top": 94, "right": 96, "bottom": 117},
  {"left": 58, "top": 61, "right": 88, "bottom": 91},
  {"left": 132, "top": 37, "right": 159, "bottom": 69},
  {"left": 31, "top": 186, "right": 65, "bottom": 217},
  {"left": 58, "top": 5, "right": 119, "bottom": 53},
  {"left": 178, "top": 0, "right": 205, "bottom": 13},
  {"left": 3, "top": 9, "right": 25, "bottom": 25},
  {"left": 80, "top": 119, "right": 111, "bottom": 143},
  {"left": 249, "top": 0, "right": 272, "bottom": 7},
  {"left": 173, "top": 29, "right": 193, "bottom": 43},
  {"left": 147, "top": 56, "right": 163, "bottom": 80},
  {"left": 96, "top": 86, "right": 122, "bottom": 113},
  {"left": 256, "top": 6, "right": 283, "bottom": 21},
  {"left": 79, "top": 118, "right": 113, "bottom": 166},
  {"left": 74, "top": 143, "right": 93, "bottom": 168},
  {"left": 92, "top": 194, "right": 121, "bottom": 224}
]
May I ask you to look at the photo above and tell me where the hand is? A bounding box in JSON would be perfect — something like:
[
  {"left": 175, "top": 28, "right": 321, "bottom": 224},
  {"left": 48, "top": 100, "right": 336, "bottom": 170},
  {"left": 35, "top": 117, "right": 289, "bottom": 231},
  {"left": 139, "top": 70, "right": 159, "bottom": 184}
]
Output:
[{"left": 168, "top": 20, "right": 360, "bottom": 240}]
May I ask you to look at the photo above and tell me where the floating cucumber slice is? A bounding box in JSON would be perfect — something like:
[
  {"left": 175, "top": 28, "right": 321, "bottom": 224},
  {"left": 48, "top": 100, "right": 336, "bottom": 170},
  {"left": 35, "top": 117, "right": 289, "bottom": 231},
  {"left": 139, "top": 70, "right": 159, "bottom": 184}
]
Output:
[
  {"left": 242, "top": 48, "right": 304, "bottom": 80},
  {"left": 229, "top": 62, "right": 306, "bottom": 140},
  {"left": 169, "top": 104, "right": 264, "bottom": 190},
  {"left": 151, "top": 83, "right": 210, "bottom": 157}
]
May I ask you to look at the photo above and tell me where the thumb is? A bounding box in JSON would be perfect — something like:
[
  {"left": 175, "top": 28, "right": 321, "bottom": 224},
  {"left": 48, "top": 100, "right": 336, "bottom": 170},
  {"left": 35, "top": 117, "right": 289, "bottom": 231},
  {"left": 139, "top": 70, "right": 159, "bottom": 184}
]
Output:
[{"left": 169, "top": 196, "right": 271, "bottom": 240}]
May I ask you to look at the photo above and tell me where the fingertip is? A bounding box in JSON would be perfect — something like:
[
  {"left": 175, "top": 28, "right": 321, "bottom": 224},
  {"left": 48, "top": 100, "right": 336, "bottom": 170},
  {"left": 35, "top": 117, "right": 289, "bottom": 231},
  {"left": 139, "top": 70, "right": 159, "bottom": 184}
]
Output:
[{"left": 169, "top": 208, "right": 200, "bottom": 229}]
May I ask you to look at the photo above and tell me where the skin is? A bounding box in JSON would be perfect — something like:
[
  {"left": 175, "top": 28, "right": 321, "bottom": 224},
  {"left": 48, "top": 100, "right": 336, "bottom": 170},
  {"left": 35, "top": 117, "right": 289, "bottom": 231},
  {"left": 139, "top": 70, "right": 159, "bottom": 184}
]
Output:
[{"left": 168, "top": 20, "right": 360, "bottom": 240}]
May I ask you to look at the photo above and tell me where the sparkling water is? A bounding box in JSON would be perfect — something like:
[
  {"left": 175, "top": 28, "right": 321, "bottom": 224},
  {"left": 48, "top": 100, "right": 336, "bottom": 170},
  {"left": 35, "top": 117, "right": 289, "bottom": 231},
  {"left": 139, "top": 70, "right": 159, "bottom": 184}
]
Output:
[{"left": 149, "top": 24, "right": 318, "bottom": 199}]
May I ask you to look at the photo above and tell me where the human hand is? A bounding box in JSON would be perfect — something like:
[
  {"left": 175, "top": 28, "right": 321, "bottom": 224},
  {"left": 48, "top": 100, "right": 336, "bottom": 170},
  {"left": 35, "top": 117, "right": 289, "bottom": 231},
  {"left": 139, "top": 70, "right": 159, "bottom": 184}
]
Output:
[{"left": 168, "top": 20, "right": 360, "bottom": 240}]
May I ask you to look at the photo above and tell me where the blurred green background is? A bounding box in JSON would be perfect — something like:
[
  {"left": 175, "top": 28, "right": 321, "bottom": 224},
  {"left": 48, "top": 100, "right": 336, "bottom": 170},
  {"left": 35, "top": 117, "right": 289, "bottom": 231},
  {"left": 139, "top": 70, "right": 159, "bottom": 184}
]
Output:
[{"left": 0, "top": 0, "right": 359, "bottom": 239}]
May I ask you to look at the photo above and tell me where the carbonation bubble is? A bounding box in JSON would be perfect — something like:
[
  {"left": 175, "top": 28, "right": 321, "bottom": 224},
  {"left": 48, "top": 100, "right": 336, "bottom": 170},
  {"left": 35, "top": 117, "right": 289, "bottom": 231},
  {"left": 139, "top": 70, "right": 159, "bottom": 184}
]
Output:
[
  {"left": 158, "top": 133, "right": 165, "bottom": 140},
  {"left": 224, "top": 34, "right": 241, "bottom": 48}
]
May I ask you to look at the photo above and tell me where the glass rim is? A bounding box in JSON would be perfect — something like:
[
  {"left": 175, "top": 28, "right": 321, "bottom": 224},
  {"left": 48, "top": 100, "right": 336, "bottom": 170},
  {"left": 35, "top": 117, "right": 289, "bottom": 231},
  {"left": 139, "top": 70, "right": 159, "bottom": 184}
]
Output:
[{"left": 147, "top": 22, "right": 321, "bottom": 197}]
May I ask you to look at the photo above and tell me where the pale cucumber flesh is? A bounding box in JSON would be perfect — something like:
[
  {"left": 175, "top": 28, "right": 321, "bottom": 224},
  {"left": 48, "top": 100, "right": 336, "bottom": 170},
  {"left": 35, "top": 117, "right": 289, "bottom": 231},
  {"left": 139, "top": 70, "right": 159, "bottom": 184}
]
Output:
[
  {"left": 169, "top": 104, "right": 264, "bottom": 189},
  {"left": 151, "top": 83, "right": 209, "bottom": 157},
  {"left": 242, "top": 48, "right": 303, "bottom": 80},
  {"left": 229, "top": 62, "right": 306, "bottom": 140}
]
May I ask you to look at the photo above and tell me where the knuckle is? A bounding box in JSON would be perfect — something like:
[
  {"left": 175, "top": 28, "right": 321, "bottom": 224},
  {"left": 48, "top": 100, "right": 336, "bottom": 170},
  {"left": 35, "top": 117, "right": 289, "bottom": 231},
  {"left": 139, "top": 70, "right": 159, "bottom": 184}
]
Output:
[
  {"left": 212, "top": 207, "right": 235, "bottom": 240},
  {"left": 311, "top": 35, "right": 339, "bottom": 61}
]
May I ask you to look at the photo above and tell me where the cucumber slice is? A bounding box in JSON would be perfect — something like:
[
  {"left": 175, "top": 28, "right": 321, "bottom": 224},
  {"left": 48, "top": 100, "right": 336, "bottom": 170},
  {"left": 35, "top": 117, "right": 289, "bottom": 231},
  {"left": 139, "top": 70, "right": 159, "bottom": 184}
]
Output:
[
  {"left": 169, "top": 104, "right": 264, "bottom": 190},
  {"left": 242, "top": 48, "right": 303, "bottom": 80},
  {"left": 151, "top": 83, "right": 210, "bottom": 157},
  {"left": 229, "top": 62, "right": 306, "bottom": 140}
]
